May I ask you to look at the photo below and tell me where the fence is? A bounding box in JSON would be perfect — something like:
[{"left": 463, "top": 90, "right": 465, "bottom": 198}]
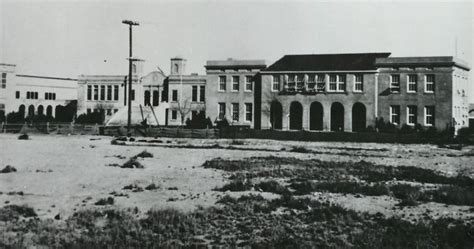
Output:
[
  {"left": 102, "top": 126, "right": 219, "bottom": 139},
  {"left": 1, "top": 122, "right": 100, "bottom": 135}
]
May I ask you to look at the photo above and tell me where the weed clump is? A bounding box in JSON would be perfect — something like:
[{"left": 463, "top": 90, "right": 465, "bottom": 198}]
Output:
[
  {"left": 121, "top": 158, "right": 144, "bottom": 169},
  {"left": 215, "top": 178, "right": 252, "bottom": 192},
  {"left": 95, "top": 197, "right": 114, "bottom": 206},
  {"left": 18, "top": 134, "right": 29, "bottom": 140},
  {"left": 290, "top": 146, "right": 311, "bottom": 153},
  {"left": 133, "top": 150, "right": 153, "bottom": 159},
  {"left": 0, "top": 165, "right": 17, "bottom": 173},
  {"left": 0, "top": 205, "right": 37, "bottom": 221},
  {"left": 256, "top": 180, "right": 290, "bottom": 195},
  {"left": 145, "top": 183, "right": 159, "bottom": 190}
]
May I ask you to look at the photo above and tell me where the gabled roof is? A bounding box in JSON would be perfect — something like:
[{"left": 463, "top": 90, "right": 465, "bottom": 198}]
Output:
[{"left": 263, "top": 53, "right": 391, "bottom": 72}]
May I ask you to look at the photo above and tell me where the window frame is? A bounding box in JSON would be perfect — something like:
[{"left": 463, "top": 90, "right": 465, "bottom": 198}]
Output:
[
  {"left": 172, "top": 89, "right": 178, "bottom": 102},
  {"left": 390, "top": 105, "right": 400, "bottom": 125},
  {"left": 171, "top": 110, "right": 177, "bottom": 120},
  {"left": 245, "top": 76, "right": 253, "bottom": 92},
  {"left": 218, "top": 103, "right": 226, "bottom": 120},
  {"left": 232, "top": 76, "right": 239, "bottom": 92},
  {"left": 218, "top": 76, "right": 226, "bottom": 91},
  {"left": 192, "top": 85, "right": 198, "bottom": 102},
  {"left": 424, "top": 106, "right": 435, "bottom": 126},
  {"left": 232, "top": 103, "right": 239, "bottom": 122},
  {"left": 199, "top": 86, "right": 205, "bottom": 102},
  {"left": 406, "top": 106, "right": 417, "bottom": 126},
  {"left": 425, "top": 74, "right": 435, "bottom": 93},
  {"left": 271, "top": 75, "right": 280, "bottom": 92},
  {"left": 113, "top": 85, "right": 119, "bottom": 101},
  {"left": 354, "top": 74, "right": 363, "bottom": 92},
  {"left": 390, "top": 75, "right": 400, "bottom": 93},
  {"left": 407, "top": 74, "right": 417, "bottom": 93},
  {"left": 245, "top": 103, "right": 253, "bottom": 122}
]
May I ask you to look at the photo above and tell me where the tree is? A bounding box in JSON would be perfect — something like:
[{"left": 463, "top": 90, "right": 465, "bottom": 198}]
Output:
[{"left": 262, "top": 91, "right": 286, "bottom": 129}]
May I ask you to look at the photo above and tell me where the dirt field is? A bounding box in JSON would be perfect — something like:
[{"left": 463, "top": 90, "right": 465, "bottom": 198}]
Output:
[{"left": 0, "top": 134, "right": 473, "bottom": 248}]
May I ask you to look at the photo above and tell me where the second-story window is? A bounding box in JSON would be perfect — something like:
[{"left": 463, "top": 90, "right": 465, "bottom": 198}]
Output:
[
  {"left": 272, "top": 75, "right": 280, "bottom": 91},
  {"left": 425, "top": 75, "right": 435, "bottom": 93},
  {"left": 316, "top": 74, "right": 325, "bottom": 91},
  {"left": 107, "top": 85, "right": 112, "bottom": 100},
  {"left": 407, "top": 75, "right": 417, "bottom": 93},
  {"left": 192, "top": 86, "right": 198, "bottom": 102},
  {"left": 172, "top": 89, "right": 178, "bottom": 102},
  {"left": 296, "top": 75, "right": 304, "bottom": 90},
  {"left": 113, "top": 85, "right": 119, "bottom": 101},
  {"left": 87, "top": 85, "right": 92, "bottom": 100},
  {"left": 390, "top": 75, "right": 400, "bottom": 93},
  {"left": 329, "top": 75, "right": 345, "bottom": 92},
  {"left": 307, "top": 75, "right": 316, "bottom": 90},
  {"left": 1, "top": 73, "right": 6, "bottom": 88},
  {"left": 287, "top": 74, "right": 296, "bottom": 91},
  {"left": 219, "top": 76, "right": 226, "bottom": 91},
  {"left": 245, "top": 76, "right": 253, "bottom": 91},
  {"left": 100, "top": 85, "right": 105, "bottom": 100},
  {"left": 16, "top": 91, "right": 20, "bottom": 99},
  {"left": 354, "top": 74, "right": 363, "bottom": 92},
  {"left": 232, "top": 76, "right": 239, "bottom": 91},
  {"left": 199, "top": 86, "right": 205, "bottom": 102},
  {"left": 93, "top": 85, "right": 99, "bottom": 100}
]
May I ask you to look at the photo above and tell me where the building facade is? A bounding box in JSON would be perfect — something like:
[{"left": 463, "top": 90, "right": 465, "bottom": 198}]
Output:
[{"left": 205, "top": 58, "right": 266, "bottom": 128}]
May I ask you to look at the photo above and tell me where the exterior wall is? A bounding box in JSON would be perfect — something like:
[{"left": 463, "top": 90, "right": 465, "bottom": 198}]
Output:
[
  {"left": 452, "top": 67, "right": 470, "bottom": 131},
  {"left": 0, "top": 64, "right": 17, "bottom": 117},
  {"left": 259, "top": 72, "right": 377, "bottom": 131},
  {"left": 5, "top": 75, "right": 77, "bottom": 118},
  {"left": 167, "top": 75, "right": 206, "bottom": 126},
  {"left": 205, "top": 69, "right": 259, "bottom": 127},
  {"left": 377, "top": 66, "right": 454, "bottom": 131}
]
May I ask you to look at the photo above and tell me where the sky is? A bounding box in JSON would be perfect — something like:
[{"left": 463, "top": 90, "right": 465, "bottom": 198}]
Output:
[{"left": 1, "top": 0, "right": 473, "bottom": 99}]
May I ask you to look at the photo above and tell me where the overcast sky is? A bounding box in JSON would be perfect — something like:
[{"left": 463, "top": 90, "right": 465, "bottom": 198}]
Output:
[{"left": 1, "top": 0, "right": 473, "bottom": 98}]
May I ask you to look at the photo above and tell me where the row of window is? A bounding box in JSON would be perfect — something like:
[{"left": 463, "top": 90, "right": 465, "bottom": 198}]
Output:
[
  {"left": 45, "top": 92, "right": 56, "bottom": 100},
  {"left": 271, "top": 74, "right": 364, "bottom": 93},
  {"left": 218, "top": 75, "right": 253, "bottom": 92},
  {"left": 1, "top": 73, "right": 6, "bottom": 89},
  {"left": 144, "top": 90, "right": 160, "bottom": 106},
  {"left": 217, "top": 102, "right": 253, "bottom": 122},
  {"left": 87, "top": 85, "right": 120, "bottom": 101},
  {"left": 389, "top": 105, "right": 435, "bottom": 126},
  {"left": 86, "top": 108, "right": 119, "bottom": 116},
  {"left": 25, "top": 91, "right": 39, "bottom": 99},
  {"left": 390, "top": 74, "right": 435, "bottom": 93},
  {"left": 171, "top": 86, "right": 206, "bottom": 102},
  {"left": 15, "top": 91, "right": 56, "bottom": 100}
]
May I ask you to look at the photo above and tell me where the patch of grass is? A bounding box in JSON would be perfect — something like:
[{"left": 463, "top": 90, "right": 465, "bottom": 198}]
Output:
[
  {"left": 145, "top": 183, "right": 159, "bottom": 190},
  {"left": 290, "top": 180, "right": 390, "bottom": 196},
  {"left": 0, "top": 205, "right": 37, "bottom": 221},
  {"left": 290, "top": 146, "right": 311, "bottom": 153},
  {"left": 230, "top": 140, "right": 245, "bottom": 145},
  {"left": 255, "top": 180, "right": 290, "bottom": 195},
  {"left": 95, "top": 197, "right": 114, "bottom": 206},
  {"left": 133, "top": 150, "right": 153, "bottom": 159},
  {"left": 121, "top": 158, "right": 144, "bottom": 169},
  {"left": 0, "top": 165, "right": 17, "bottom": 173},
  {"left": 214, "top": 177, "right": 252, "bottom": 192}
]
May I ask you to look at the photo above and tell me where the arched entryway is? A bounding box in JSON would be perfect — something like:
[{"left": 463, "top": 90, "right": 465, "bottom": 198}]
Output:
[
  {"left": 270, "top": 101, "right": 283, "bottom": 129},
  {"left": 37, "top": 105, "right": 44, "bottom": 116},
  {"left": 352, "top": 103, "right": 366, "bottom": 132},
  {"left": 28, "top": 105, "right": 35, "bottom": 117},
  {"left": 19, "top": 105, "right": 25, "bottom": 117},
  {"left": 46, "top": 105, "right": 53, "bottom": 117},
  {"left": 310, "top": 102, "right": 324, "bottom": 131},
  {"left": 289, "top": 101, "right": 303, "bottom": 130},
  {"left": 331, "top": 102, "right": 344, "bottom": 131}
]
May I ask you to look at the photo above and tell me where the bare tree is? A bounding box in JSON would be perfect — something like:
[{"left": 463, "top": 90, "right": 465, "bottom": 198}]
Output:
[{"left": 174, "top": 98, "right": 192, "bottom": 126}]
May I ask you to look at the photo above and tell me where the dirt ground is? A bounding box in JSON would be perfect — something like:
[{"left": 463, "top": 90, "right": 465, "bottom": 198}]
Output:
[{"left": 0, "top": 134, "right": 473, "bottom": 221}]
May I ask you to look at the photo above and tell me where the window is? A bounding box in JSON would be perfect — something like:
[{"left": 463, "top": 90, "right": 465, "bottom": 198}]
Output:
[
  {"left": 329, "top": 75, "right": 345, "bottom": 92},
  {"left": 296, "top": 75, "right": 304, "bottom": 90},
  {"left": 245, "top": 103, "right": 252, "bottom": 122},
  {"left": 1, "top": 73, "right": 6, "bottom": 88},
  {"left": 390, "top": 75, "right": 400, "bottom": 92},
  {"left": 192, "top": 86, "right": 198, "bottom": 102},
  {"left": 114, "top": 85, "right": 119, "bottom": 101},
  {"left": 87, "top": 108, "right": 91, "bottom": 114},
  {"left": 245, "top": 76, "right": 252, "bottom": 91},
  {"left": 131, "top": 89, "right": 135, "bottom": 101},
  {"left": 27, "top": 92, "right": 30, "bottom": 99},
  {"left": 35, "top": 92, "right": 38, "bottom": 99},
  {"left": 287, "top": 74, "right": 296, "bottom": 91},
  {"left": 171, "top": 110, "right": 177, "bottom": 120},
  {"left": 354, "top": 74, "right": 363, "bottom": 92},
  {"left": 307, "top": 75, "right": 316, "bottom": 90},
  {"left": 232, "top": 76, "right": 239, "bottom": 91},
  {"left": 425, "top": 106, "right": 435, "bottom": 126},
  {"left": 100, "top": 85, "right": 105, "bottom": 100},
  {"left": 172, "top": 89, "right": 178, "bottom": 102},
  {"left": 218, "top": 103, "right": 226, "bottom": 120},
  {"left": 425, "top": 75, "right": 435, "bottom": 93},
  {"left": 87, "top": 85, "right": 92, "bottom": 100},
  {"left": 53, "top": 93, "right": 56, "bottom": 100},
  {"left": 272, "top": 75, "right": 280, "bottom": 91},
  {"left": 93, "top": 85, "right": 98, "bottom": 100},
  {"left": 144, "top": 90, "right": 151, "bottom": 105},
  {"left": 199, "top": 86, "right": 205, "bottom": 102},
  {"left": 45, "top": 93, "right": 49, "bottom": 100},
  {"left": 232, "top": 103, "right": 239, "bottom": 122},
  {"left": 219, "top": 76, "right": 226, "bottom": 91},
  {"left": 390, "top": 105, "right": 400, "bottom": 125},
  {"left": 407, "top": 75, "right": 417, "bottom": 93},
  {"left": 152, "top": 90, "right": 159, "bottom": 106},
  {"left": 407, "top": 106, "right": 417, "bottom": 125},
  {"left": 107, "top": 85, "right": 112, "bottom": 100},
  {"left": 16, "top": 91, "right": 20, "bottom": 99},
  {"left": 316, "top": 74, "right": 325, "bottom": 91}
]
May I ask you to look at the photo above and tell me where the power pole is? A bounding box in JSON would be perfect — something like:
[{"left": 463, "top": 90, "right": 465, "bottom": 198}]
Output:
[{"left": 122, "top": 19, "right": 139, "bottom": 136}]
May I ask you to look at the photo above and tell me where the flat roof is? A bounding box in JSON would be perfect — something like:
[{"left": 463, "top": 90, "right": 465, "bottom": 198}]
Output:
[
  {"left": 17, "top": 74, "right": 77, "bottom": 81},
  {"left": 205, "top": 59, "right": 266, "bottom": 69},
  {"left": 375, "top": 56, "right": 470, "bottom": 70}
]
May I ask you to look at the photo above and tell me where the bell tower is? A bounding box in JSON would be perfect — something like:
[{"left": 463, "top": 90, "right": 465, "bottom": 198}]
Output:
[{"left": 170, "top": 57, "right": 186, "bottom": 75}]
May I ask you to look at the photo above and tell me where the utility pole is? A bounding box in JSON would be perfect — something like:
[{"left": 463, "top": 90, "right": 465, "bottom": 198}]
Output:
[{"left": 122, "top": 19, "right": 139, "bottom": 136}]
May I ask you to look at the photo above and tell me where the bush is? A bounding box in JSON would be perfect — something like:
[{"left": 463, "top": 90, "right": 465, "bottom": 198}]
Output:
[
  {"left": 5, "top": 111, "right": 25, "bottom": 123},
  {"left": 18, "top": 134, "right": 29, "bottom": 140},
  {"left": 256, "top": 180, "right": 290, "bottom": 195},
  {"left": 133, "top": 150, "right": 153, "bottom": 159},
  {"left": 94, "top": 197, "right": 114, "bottom": 205},
  {"left": 0, "top": 205, "right": 37, "bottom": 221},
  {"left": 76, "top": 112, "right": 105, "bottom": 124},
  {"left": 121, "top": 158, "right": 144, "bottom": 169},
  {"left": 145, "top": 183, "right": 159, "bottom": 190},
  {"left": 215, "top": 178, "right": 252, "bottom": 192},
  {"left": 0, "top": 165, "right": 17, "bottom": 173},
  {"left": 185, "top": 112, "right": 213, "bottom": 129}
]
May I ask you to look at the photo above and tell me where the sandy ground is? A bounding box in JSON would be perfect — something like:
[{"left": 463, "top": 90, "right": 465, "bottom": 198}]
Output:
[{"left": 0, "top": 134, "right": 472, "bottom": 220}]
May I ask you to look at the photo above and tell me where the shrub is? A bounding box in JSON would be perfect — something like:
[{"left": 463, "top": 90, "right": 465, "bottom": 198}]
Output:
[
  {"left": 121, "top": 158, "right": 144, "bottom": 169},
  {"left": 0, "top": 165, "right": 17, "bottom": 173},
  {"left": 133, "top": 150, "right": 153, "bottom": 159},
  {"left": 145, "top": 183, "right": 159, "bottom": 190},
  {"left": 290, "top": 146, "right": 311, "bottom": 153},
  {"left": 0, "top": 205, "right": 37, "bottom": 221},
  {"left": 215, "top": 178, "right": 252, "bottom": 192},
  {"left": 18, "top": 134, "right": 29, "bottom": 140},
  {"left": 76, "top": 112, "right": 105, "bottom": 124},
  {"left": 95, "top": 197, "right": 114, "bottom": 205},
  {"left": 256, "top": 180, "right": 290, "bottom": 195}
]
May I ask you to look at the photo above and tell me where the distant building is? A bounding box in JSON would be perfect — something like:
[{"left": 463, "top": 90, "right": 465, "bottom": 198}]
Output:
[{"left": 205, "top": 58, "right": 266, "bottom": 128}]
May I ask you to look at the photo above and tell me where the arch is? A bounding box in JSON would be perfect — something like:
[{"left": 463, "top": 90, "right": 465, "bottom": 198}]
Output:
[
  {"left": 19, "top": 105, "right": 26, "bottom": 117},
  {"left": 28, "top": 105, "right": 35, "bottom": 117},
  {"left": 144, "top": 90, "right": 151, "bottom": 106},
  {"left": 37, "top": 105, "right": 44, "bottom": 116},
  {"left": 309, "top": 102, "right": 324, "bottom": 131},
  {"left": 46, "top": 105, "right": 53, "bottom": 117},
  {"left": 289, "top": 101, "right": 303, "bottom": 130},
  {"left": 152, "top": 90, "right": 159, "bottom": 106},
  {"left": 270, "top": 101, "right": 283, "bottom": 129},
  {"left": 330, "top": 102, "right": 344, "bottom": 131},
  {"left": 352, "top": 102, "right": 366, "bottom": 132}
]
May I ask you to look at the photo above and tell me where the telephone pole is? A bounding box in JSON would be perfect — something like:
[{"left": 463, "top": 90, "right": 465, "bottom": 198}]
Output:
[{"left": 122, "top": 19, "right": 139, "bottom": 136}]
